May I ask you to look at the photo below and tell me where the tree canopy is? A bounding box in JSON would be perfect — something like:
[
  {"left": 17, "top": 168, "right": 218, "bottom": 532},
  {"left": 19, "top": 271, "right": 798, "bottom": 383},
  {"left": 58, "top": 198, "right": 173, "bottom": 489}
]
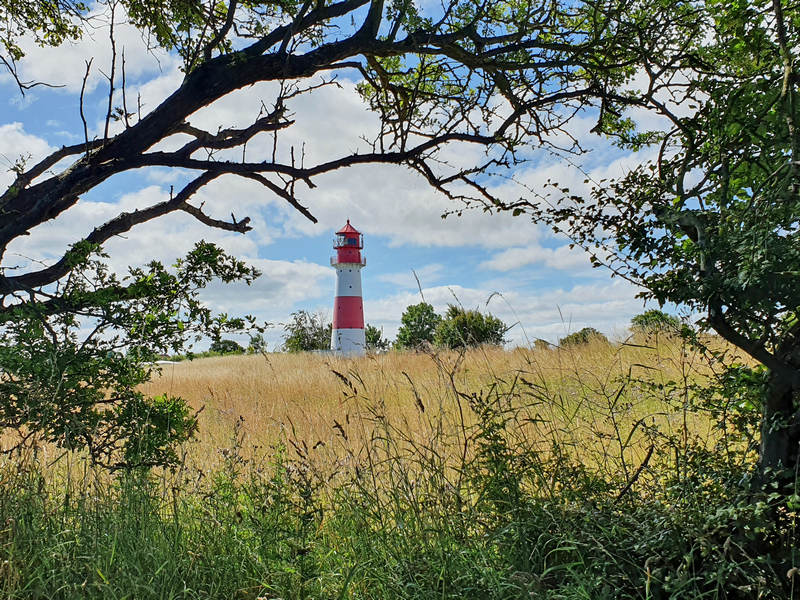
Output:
[
  {"left": 433, "top": 304, "right": 508, "bottom": 348},
  {"left": 558, "top": 327, "right": 607, "bottom": 347},
  {"left": 630, "top": 310, "right": 681, "bottom": 335},
  {"left": 395, "top": 302, "right": 441, "bottom": 349},
  {"left": 495, "top": 0, "right": 800, "bottom": 480},
  {"left": 281, "top": 310, "right": 331, "bottom": 352},
  {"left": 1, "top": 0, "right": 691, "bottom": 305}
]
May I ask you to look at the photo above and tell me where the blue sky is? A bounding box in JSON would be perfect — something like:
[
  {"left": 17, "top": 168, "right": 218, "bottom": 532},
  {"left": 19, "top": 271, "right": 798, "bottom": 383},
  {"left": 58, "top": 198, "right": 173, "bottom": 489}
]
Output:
[{"left": 0, "top": 4, "right": 667, "bottom": 350}]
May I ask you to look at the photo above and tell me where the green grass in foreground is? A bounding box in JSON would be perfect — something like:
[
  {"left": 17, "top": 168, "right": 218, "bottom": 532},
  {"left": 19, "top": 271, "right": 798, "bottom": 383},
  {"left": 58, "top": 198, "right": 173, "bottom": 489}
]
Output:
[{"left": 1, "top": 344, "right": 798, "bottom": 599}]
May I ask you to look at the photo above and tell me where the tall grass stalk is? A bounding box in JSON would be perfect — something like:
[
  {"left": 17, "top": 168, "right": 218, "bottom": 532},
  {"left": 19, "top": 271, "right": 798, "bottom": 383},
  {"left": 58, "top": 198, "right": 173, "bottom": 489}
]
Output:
[{"left": 1, "top": 337, "right": 795, "bottom": 598}]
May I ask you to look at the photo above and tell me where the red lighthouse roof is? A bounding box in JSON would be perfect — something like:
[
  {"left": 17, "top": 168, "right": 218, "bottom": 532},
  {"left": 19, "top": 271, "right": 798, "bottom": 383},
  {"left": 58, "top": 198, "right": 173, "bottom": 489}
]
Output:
[{"left": 336, "top": 219, "right": 360, "bottom": 235}]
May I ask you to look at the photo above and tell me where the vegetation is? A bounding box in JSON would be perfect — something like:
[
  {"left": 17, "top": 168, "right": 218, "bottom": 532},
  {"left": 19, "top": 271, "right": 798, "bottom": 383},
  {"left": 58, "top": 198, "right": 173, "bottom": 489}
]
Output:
[
  {"left": 365, "top": 323, "right": 391, "bottom": 352},
  {"left": 2, "top": 340, "right": 796, "bottom": 598},
  {"left": 630, "top": 310, "right": 682, "bottom": 335},
  {"left": 0, "top": 242, "right": 258, "bottom": 468},
  {"left": 246, "top": 333, "right": 268, "bottom": 354},
  {"left": 395, "top": 302, "right": 441, "bottom": 349},
  {"left": 209, "top": 338, "right": 245, "bottom": 355},
  {"left": 0, "top": 0, "right": 682, "bottom": 470},
  {"left": 2, "top": 0, "right": 798, "bottom": 594},
  {"left": 559, "top": 327, "right": 608, "bottom": 347},
  {"left": 433, "top": 304, "right": 508, "bottom": 349},
  {"left": 499, "top": 0, "right": 800, "bottom": 482},
  {"left": 281, "top": 310, "right": 331, "bottom": 352}
]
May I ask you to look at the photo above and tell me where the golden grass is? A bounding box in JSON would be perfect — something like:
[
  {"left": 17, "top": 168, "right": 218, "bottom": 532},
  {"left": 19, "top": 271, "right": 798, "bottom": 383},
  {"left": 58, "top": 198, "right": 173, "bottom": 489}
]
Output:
[{"left": 140, "top": 334, "right": 748, "bottom": 477}]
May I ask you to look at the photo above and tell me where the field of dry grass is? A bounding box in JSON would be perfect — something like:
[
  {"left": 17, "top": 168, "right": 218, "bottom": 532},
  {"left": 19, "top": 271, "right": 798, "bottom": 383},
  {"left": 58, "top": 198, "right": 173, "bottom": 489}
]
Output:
[
  {"left": 140, "top": 335, "right": 743, "bottom": 479},
  {"left": 3, "top": 335, "right": 779, "bottom": 600}
]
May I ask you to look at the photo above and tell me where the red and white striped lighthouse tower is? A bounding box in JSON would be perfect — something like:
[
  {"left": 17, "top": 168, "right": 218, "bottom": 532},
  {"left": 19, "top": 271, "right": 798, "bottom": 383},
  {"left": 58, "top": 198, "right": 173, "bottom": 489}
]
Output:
[{"left": 331, "top": 220, "right": 366, "bottom": 355}]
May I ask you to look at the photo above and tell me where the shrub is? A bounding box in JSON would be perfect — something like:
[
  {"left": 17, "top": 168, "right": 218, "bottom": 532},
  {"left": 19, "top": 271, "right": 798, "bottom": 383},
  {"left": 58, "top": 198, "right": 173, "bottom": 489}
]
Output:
[
  {"left": 395, "top": 302, "right": 441, "bottom": 349},
  {"left": 630, "top": 309, "right": 681, "bottom": 334},
  {"left": 433, "top": 305, "right": 508, "bottom": 349},
  {"left": 559, "top": 327, "right": 608, "bottom": 346},
  {"left": 282, "top": 310, "right": 331, "bottom": 352},
  {"left": 365, "top": 324, "right": 391, "bottom": 352},
  {"left": 209, "top": 338, "right": 245, "bottom": 354}
]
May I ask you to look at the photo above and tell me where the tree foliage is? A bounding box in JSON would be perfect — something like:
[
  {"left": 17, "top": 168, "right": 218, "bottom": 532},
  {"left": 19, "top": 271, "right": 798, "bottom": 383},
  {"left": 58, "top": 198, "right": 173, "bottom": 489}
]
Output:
[
  {"left": 630, "top": 310, "right": 681, "bottom": 335},
  {"left": 1, "top": 0, "right": 678, "bottom": 306},
  {"left": 281, "top": 310, "right": 331, "bottom": 352},
  {"left": 497, "top": 0, "right": 800, "bottom": 479},
  {"left": 433, "top": 305, "right": 508, "bottom": 349},
  {"left": 0, "top": 242, "right": 259, "bottom": 468},
  {"left": 365, "top": 323, "right": 390, "bottom": 352},
  {"left": 558, "top": 327, "right": 608, "bottom": 347},
  {"left": 209, "top": 338, "right": 245, "bottom": 354},
  {"left": 395, "top": 302, "right": 441, "bottom": 350}
]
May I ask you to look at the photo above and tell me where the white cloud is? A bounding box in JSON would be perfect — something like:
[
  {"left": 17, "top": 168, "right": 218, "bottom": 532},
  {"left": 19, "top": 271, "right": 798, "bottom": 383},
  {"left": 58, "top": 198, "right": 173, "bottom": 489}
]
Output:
[
  {"left": 0, "top": 123, "right": 54, "bottom": 189},
  {"left": 203, "top": 258, "right": 333, "bottom": 315},
  {"left": 4, "top": 3, "right": 176, "bottom": 94},
  {"left": 479, "top": 244, "right": 593, "bottom": 272},
  {"left": 363, "top": 278, "right": 646, "bottom": 347},
  {"left": 377, "top": 263, "right": 444, "bottom": 288}
]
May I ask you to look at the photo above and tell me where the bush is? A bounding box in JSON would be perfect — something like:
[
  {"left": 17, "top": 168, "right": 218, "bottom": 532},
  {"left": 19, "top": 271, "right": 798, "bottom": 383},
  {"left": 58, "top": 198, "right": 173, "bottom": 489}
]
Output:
[
  {"left": 0, "top": 241, "right": 258, "bottom": 469},
  {"left": 209, "top": 338, "right": 245, "bottom": 354},
  {"left": 630, "top": 309, "right": 681, "bottom": 334},
  {"left": 559, "top": 327, "right": 608, "bottom": 346},
  {"left": 395, "top": 302, "right": 441, "bottom": 349},
  {"left": 282, "top": 310, "right": 331, "bottom": 352},
  {"left": 247, "top": 333, "right": 268, "bottom": 354},
  {"left": 365, "top": 324, "right": 391, "bottom": 352},
  {"left": 433, "top": 305, "right": 508, "bottom": 349}
]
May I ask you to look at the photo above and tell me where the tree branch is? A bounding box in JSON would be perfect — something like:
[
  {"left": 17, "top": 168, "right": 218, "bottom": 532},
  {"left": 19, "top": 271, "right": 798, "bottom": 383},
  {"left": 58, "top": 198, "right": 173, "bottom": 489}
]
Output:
[{"left": 0, "top": 172, "right": 249, "bottom": 294}]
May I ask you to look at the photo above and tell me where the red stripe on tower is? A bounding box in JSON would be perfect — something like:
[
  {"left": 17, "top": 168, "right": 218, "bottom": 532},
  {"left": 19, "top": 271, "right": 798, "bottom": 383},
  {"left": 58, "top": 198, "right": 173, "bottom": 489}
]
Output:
[
  {"left": 332, "top": 297, "right": 364, "bottom": 329},
  {"left": 330, "top": 219, "right": 366, "bottom": 355}
]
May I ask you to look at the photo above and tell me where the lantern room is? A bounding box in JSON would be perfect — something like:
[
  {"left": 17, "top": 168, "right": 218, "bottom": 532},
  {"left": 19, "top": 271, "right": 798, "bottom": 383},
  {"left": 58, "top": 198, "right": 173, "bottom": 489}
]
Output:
[{"left": 332, "top": 219, "right": 365, "bottom": 265}]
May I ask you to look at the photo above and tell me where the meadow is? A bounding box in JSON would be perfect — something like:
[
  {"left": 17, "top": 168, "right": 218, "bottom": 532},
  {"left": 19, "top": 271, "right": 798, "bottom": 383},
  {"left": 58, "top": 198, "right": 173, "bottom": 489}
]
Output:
[{"left": 1, "top": 336, "right": 795, "bottom": 599}]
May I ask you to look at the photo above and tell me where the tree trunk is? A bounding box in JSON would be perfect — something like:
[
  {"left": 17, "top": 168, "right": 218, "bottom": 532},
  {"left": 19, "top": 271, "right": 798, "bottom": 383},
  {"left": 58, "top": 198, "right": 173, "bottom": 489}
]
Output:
[{"left": 759, "top": 370, "right": 800, "bottom": 483}]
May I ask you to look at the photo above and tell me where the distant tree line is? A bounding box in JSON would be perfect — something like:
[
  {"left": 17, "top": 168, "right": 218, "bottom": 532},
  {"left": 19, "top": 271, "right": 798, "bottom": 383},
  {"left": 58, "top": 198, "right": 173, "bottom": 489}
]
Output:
[{"left": 208, "top": 307, "right": 682, "bottom": 355}]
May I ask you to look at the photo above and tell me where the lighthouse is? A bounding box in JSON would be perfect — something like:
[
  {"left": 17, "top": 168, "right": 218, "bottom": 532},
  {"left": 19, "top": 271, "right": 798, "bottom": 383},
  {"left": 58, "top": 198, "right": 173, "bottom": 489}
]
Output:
[{"left": 331, "top": 220, "right": 366, "bottom": 355}]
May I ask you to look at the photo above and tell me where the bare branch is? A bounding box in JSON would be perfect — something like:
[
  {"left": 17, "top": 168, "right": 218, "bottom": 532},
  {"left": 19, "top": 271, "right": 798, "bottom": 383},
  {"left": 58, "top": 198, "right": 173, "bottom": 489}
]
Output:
[
  {"left": 203, "top": 0, "right": 238, "bottom": 61},
  {"left": 79, "top": 58, "right": 93, "bottom": 154},
  {"left": 238, "top": 172, "right": 317, "bottom": 223},
  {"left": 0, "top": 172, "right": 249, "bottom": 294},
  {"left": 103, "top": 1, "right": 118, "bottom": 142}
]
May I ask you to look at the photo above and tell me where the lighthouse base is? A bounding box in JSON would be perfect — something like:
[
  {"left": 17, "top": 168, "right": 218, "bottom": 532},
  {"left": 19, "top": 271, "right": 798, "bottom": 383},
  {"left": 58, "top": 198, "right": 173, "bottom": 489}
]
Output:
[{"left": 331, "top": 328, "right": 366, "bottom": 356}]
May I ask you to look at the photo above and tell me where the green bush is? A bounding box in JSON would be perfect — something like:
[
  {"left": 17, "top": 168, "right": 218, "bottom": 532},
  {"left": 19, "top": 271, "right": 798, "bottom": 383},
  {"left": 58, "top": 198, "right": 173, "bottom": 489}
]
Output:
[
  {"left": 433, "top": 305, "right": 508, "bottom": 349},
  {"left": 0, "top": 242, "right": 258, "bottom": 469},
  {"left": 282, "top": 310, "right": 331, "bottom": 352},
  {"left": 630, "top": 309, "right": 682, "bottom": 334},
  {"left": 209, "top": 338, "right": 245, "bottom": 354},
  {"left": 365, "top": 324, "right": 391, "bottom": 351},
  {"left": 558, "top": 327, "right": 608, "bottom": 346},
  {"left": 396, "top": 302, "right": 441, "bottom": 349}
]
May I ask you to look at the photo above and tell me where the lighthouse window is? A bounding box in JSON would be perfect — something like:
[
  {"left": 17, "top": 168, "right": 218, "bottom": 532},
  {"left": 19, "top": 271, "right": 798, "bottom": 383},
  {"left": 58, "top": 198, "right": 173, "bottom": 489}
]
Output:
[{"left": 347, "top": 238, "right": 357, "bottom": 246}]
